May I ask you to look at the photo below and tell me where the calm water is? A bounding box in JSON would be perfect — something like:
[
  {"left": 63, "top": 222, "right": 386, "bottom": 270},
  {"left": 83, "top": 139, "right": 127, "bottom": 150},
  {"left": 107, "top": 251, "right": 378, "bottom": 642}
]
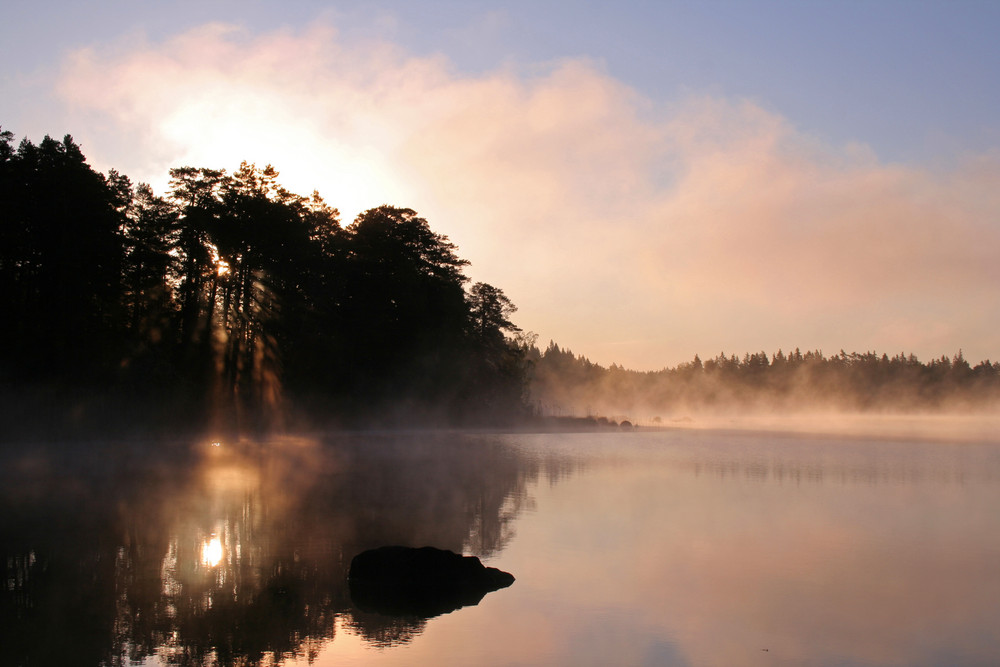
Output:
[{"left": 2, "top": 425, "right": 1000, "bottom": 666}]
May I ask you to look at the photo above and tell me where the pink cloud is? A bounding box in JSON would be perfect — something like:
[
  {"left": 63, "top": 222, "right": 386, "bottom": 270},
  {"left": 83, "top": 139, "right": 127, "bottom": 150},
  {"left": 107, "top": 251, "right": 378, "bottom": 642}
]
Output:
[{"left": 55, "top": 21, "right": 1000, "bottom": 369}]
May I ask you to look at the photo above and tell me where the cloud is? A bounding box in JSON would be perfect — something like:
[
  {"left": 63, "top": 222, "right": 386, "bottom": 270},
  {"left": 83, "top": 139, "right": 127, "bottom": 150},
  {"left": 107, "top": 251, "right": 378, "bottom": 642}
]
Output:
[{"left": 55, "top": 20, "right": 1000, "bottom": 369}]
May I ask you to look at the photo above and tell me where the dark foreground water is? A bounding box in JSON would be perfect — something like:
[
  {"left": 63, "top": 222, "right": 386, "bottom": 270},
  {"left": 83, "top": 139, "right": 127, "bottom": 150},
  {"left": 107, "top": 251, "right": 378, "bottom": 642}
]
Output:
[{"left": 3, "top": 423, "right": 1000, "bottom": 666}]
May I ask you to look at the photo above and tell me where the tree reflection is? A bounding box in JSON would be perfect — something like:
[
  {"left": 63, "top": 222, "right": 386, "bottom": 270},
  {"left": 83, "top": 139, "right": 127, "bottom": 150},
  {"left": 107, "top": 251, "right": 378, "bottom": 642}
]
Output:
[{"left": 0, "top": 433, "right": 555, "bottom": 666}]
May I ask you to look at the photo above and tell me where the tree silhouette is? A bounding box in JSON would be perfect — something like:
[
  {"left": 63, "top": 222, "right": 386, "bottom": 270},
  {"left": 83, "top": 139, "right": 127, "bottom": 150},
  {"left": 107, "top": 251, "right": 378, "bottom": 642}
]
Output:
[
  {"left": 529, "top": 343, "right": 1000, "bottom": 419},
  {"left": 1, "top": 128, "right": 538, "bottom": 436},
  {"left": 0, "top": 133, "right": 126, "bottom": 384},
  {"left": 337, "top": 206, "right": 471, "bottom": 412}
]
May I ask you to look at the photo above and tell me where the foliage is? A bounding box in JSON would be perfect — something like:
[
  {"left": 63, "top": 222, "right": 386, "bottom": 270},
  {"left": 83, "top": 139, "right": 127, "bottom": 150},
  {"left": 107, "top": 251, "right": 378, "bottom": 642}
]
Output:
[
  {"left": 5, "top": 125, "right": 996, "bottom": 435},
  {"left": 0, "top": 131, "right": 126, "bottom": 383},
  {"left": 0, "top": 128, "right": 530, "bottom": 436},
  {"left": 530, "top": 344, "right": 1000, "bottom": 419}
]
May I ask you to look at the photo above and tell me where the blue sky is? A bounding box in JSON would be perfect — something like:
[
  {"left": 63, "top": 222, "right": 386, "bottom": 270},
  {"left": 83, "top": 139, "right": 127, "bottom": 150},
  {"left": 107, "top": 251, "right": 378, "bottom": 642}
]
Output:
[
  {"left": 4, "top": 1, "right": 1000, "bottom": 369},
  {"left": 8, "top": 1, "right": 1000, "bottom": 160}
]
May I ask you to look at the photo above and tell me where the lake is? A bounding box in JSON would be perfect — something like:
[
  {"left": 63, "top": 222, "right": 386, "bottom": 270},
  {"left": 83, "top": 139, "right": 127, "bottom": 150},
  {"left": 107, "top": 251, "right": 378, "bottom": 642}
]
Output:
[{"left": 2, "top": 422, "right": 1000, "bottom": 666}]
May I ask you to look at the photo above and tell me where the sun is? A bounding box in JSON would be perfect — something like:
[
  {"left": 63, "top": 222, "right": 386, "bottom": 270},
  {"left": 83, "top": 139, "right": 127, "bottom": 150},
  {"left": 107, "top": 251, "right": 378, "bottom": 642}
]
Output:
[
  {"left": 156, "top": 91, "right": 413, "bottom": 222},
  {"left": 201, "top": 535, "right": 223, "bottom": 568}
]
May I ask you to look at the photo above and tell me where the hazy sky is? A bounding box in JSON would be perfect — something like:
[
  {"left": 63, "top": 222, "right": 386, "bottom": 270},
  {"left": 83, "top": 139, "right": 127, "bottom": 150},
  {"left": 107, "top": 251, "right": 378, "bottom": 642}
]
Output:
[{"left": 4, "top": 1, "right": 1000, "bottom": 370}]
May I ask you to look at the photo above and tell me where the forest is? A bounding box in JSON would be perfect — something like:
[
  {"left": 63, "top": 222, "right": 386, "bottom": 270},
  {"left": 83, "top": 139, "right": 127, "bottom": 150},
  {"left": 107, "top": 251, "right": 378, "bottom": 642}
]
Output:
[
  {"left": 3, "top": 126, "right": 998, "bottom": 439},
  {"left": 0, "top": 128, "right": 532, "bottom": 438},
  {"left": 529, "top": 342, "right": 1000, "bottom": 422}
]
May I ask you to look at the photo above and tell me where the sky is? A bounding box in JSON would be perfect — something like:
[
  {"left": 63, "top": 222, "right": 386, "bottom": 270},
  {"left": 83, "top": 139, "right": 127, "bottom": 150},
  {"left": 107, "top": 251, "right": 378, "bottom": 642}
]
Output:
[{"left": 4, "top": 0, "right": 1000, "bottom": 370}]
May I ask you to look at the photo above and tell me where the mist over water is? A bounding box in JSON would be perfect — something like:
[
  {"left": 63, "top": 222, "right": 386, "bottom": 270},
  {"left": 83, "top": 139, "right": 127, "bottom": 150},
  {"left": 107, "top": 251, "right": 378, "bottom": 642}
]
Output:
[
  {"left": 528, "top": 344, "right": 1000, "bottom": 438},
  {"left": 0, "top": 434, "right": 544, "bottom": 665},
  {"left": 3, "top": 423, "right": 1000, "bottom": 666},
  {"left": 654, "top": 412, "right": 1000, "bottom": 444}
]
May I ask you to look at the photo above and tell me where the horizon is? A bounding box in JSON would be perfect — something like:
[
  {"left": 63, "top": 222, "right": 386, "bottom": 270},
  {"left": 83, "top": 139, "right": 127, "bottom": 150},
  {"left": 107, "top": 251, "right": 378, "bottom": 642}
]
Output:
[{"left": 4, "top": 1, "right": 1000, "bottom": 371}]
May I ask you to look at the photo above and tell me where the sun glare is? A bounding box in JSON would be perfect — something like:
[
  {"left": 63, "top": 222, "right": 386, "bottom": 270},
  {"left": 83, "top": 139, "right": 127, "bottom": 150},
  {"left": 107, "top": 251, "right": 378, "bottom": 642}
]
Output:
[
  {"left": 201, "top": 536, "right": 223, "bottom": 568},
  {"left": 158, "top": 96, "right": 409, "bottom": 222}
]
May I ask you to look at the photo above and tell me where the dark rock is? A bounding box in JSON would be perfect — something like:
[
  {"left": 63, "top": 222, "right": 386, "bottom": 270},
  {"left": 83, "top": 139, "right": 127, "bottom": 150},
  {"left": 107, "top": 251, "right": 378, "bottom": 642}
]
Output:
[{"left": 348, "top": 546, "right": 514, "bottom": 618}]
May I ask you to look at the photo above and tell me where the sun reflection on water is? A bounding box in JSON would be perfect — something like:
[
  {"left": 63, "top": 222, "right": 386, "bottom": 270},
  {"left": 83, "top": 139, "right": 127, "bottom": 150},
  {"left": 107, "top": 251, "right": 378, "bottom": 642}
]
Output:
[{"left": 201, "top": 535, "right": 223, "bottom": 568}]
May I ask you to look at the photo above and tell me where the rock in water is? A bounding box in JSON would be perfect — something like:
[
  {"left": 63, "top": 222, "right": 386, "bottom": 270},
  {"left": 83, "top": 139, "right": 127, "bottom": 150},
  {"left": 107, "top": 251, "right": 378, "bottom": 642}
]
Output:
[{"left": 348, "top": 546, "right": 515, "bottom": 617}]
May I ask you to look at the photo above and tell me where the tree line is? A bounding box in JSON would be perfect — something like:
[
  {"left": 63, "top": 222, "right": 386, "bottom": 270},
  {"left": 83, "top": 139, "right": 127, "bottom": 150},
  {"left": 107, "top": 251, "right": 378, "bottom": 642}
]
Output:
[
  {"left": 0, "top": 128, "right": 531, "bottom": 437},
  {"left": 530, "top": 342, "right": 1000, "bottom": 420},
  {"left": 5, "top": 126, "right": 996, "bottom": 437}
]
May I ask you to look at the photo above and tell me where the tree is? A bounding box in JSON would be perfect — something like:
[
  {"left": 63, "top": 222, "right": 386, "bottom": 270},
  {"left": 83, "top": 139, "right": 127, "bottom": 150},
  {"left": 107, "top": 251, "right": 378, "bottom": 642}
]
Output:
[
  {"left": 211, "top": 162, "right": 321, "bottom": 428},
  {"left": 1, "top": 127, "right": 536, "bottom": 433},
  {"left": 467, "top": 282, "right": 520, "bottom": 343},
  {"left": 340, "top": 206, "right": 471, "bottom": 405},
  {"left": 168, "top": 166, "right": 227, "bottom": 352},
  {"left": 274, "top": 190, "right": 346, "bottom": 399},
  {"left": 461, "top": 283, "right": 530, "bottom": 422},
  {"left": 0, "top": 133, "right": 126, "bottom": 382},
  {"left": 121, "top": 183, "right": 178, "bottom": 344}
]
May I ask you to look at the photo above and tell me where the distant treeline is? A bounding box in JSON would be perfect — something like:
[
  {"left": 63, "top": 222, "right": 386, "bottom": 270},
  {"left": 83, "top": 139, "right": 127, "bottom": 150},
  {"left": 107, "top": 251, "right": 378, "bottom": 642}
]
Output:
[
  {"left": 530, "top": 342, "right": 1000, "bottom": 419},
  {"left": 0, "top": 128, "right": 531, "bottom": 437}
]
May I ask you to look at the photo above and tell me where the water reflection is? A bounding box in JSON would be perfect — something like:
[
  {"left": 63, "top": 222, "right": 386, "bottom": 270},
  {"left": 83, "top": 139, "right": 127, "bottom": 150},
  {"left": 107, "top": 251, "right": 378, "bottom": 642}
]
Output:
[
  {"left": 200, "top": 536, "right": 223, "bottom": 568},
  {"left": 672, "top": 430, "right": 1000, "bottom": 486},
  {"left": 488, "top": 430, "right": 1000, "bottom": 667},
  {"left": 0, "top": 433, "right": 545, "bottom": 666},
  {"left": 5, "top": 428, "right": 1000, "bottom": 666}
]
